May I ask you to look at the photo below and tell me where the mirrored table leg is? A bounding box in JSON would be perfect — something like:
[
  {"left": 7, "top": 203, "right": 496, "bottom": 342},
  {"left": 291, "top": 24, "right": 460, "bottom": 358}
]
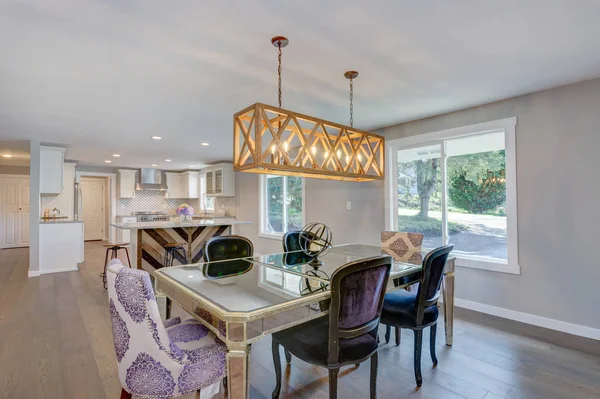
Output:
[{"left": 442, "top": 258, "right": 455, "bottom": 346}]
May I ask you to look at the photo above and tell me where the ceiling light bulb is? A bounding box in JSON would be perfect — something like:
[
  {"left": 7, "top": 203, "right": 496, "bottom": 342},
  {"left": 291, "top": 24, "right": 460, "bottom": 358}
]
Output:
[
  {"left": 165, "top": 159, "right": 172, "bottom": 162},
  {"left": 271, "top": 144, "right": 276, "bottom": 154},
  {"left": 189, "top": 165, "right": 195, "bottom": 168},
  {"left": 283, "top": 142, "right": 289, "bottom": 152},
  {"left": 152, "top": 136, "right": 162, "bottom": 140},
  {"left": 345, "top": 155, "right": 350, "bottom": 163},
  {"left": 105, "top": 160, "right": 112, "bottom": 163},
  {"left": 152, "top": 164, "right": 158, "bottom": 167},
  {"left": 311, "top": 146, "right": 317, "bottom": 155},
  {"left": 336, "top": 150, "right": 341, "bottom": 159},
  {"left": 358, "top": 154, "right": 362, "bottom": 162},
  {"left": 113, "top": 154, "right": 120, "bottom": 157},
  {"left": 324, "top": 151, "right": 329, "bottom": 158},
  {"left": 200, "top": 142, "right": 209, "bottom": 146},
  {"left": 2, "top": 154, "right": 12, "bottom": 158}
]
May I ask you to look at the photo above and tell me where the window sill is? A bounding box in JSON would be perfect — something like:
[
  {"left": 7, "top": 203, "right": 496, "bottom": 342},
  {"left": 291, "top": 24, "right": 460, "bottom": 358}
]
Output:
[
  {"left": 259, "top": 232, "right": 284, "bottom": 241},
  {"left": 455, "top": 256, "right": 520, "bottom": 275}
]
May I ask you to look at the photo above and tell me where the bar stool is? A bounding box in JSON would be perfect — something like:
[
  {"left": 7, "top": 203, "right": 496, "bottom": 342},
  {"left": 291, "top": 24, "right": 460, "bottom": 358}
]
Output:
[
  {"left": 162, "top": 243, "right": 187, "bottom": 267},
  {"left": 102, "top": 243, "right": 131, "bottom": 289},
  {"left": 162, "top": 242, "right": 186, "bottom": 319}
]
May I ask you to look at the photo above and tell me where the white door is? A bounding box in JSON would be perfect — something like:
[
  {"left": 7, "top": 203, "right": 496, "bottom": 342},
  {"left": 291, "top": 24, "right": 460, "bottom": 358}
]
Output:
[
  {"left": 1, "top": 177, "right": 30, "bottom": 248},
  {"left": 81, "top": 178, "right": 105, "bottom": 241}
]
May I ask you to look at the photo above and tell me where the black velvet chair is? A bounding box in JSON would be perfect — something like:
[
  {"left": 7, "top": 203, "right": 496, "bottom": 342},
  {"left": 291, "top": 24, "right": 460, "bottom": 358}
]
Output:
[
  {"left": 380, "top": 244, "right": 454, "bottom": 387},
  {"left": 203, "top": 235, "right": 254, "bottom": 263},
  {"left": 282, "top": 230, "right": 302, "bottom": 252},
  {"left": 271, "top": 255, "right": 392, "bottom": 399}
]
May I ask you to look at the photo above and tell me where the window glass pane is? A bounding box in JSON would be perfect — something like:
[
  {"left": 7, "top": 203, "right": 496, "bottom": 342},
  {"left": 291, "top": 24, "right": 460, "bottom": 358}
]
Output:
[
  {"left": 205, "top": 196, "right": 215, "bottom": 211},
  {"left": 265, "top": 176, "right": 284, "bottom": 234},
  {"left": 397, "top": 145, "right": 443, "bottom": 248},
  {"left": 286, "top": 176, "right": 303, "bottom": 232},
  {"left": 283, "top": 273, "right": 301, "bottom": 294},
  {"left": 446, "top": 131, "right": 507, "bottom": 260}
]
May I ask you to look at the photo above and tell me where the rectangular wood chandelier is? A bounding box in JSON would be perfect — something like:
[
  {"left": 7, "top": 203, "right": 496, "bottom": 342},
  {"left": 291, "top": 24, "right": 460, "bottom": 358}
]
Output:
[{"left": 233, "top": 103, "right": 385, "bottom": 182}]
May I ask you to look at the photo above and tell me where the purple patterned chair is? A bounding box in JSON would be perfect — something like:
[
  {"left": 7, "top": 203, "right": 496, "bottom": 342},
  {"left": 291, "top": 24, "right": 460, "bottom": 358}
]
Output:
[{"left": 106, "top": 259, "right": 227, "bottom": 399}]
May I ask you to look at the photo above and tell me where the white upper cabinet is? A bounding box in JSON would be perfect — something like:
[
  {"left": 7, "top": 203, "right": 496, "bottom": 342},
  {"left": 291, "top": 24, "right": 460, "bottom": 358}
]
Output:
[
  {"left": 166, "top": 172, "right": 199, "bottom": 199},
  {"left": 40, "top": 146, "right": 66, "bottom": 194},
  {"left": 117, "top": 169, "right": 136, "bottom": 199},
  {"left": 181, "top": 172, "right": 199, "bottom": 199},
  {"left": 165, "top": 172, "right": 183, "bottom": 198},
  {"left": 205, "top": 163, "right": 234, "bottom": 197}
]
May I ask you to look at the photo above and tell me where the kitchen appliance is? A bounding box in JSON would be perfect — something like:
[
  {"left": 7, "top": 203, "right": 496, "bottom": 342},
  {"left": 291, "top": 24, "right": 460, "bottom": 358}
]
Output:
[
  {"left": 135, "top": 168, "right": 167, "bottom": 191},
  {"left": 74, "top": 182, "right": 83, "bottom": 221},
  {"left": 133, "top": 211, "right": 170, "bottom": 222}
]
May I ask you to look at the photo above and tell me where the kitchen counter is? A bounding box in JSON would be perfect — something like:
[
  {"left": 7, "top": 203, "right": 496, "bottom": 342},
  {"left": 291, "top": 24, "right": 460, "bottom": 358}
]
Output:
[
  {"left": 40, "top": 219, "right": 83, "bottom": 224},
  {"left": 111, "top": 219, "right": 249, "bottom": 230}
]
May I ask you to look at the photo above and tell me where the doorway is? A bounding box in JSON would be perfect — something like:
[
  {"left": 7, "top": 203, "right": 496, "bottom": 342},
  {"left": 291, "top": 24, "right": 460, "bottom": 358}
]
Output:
[
  {"left": 0, "top": 176, "right": 30, "bottom": 248},
  {"left": 81, "top": 177, "right": 106, "bottom": 241}
]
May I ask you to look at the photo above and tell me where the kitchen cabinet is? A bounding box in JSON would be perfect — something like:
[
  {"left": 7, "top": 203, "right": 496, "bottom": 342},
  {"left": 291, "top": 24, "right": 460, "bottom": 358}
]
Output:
[
  {"left": 181, "top": 172, "right": 199, "bottom": 199},
  {"left": 205, "top": 163, "right": 234, "bottom": 197},
  {"left": 165, "top": 172, "right": 183, "bottom": 198},
  {"left": 117, "top": 169, "right": 136, "bottom": 198},
  {"left": 120, "top": 216, "right": 136, "bottom": 243},
  {"left": 40, "top": 146, "right": 66, "bottom": 194},
  {"left": 39, "top": 221, "right": 84, "bottom": 273},
  {"left": 166, "top": 172, "right": 199, "bottom": 199}
]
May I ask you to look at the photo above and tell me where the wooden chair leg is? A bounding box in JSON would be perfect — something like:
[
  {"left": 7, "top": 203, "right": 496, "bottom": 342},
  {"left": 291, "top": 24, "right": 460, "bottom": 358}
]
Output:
[
  {"left": 384, "top": 325, "right": 391, "bottom": 344},
  {"left": 414, "top": 330, "right": 423, "bottom": 387},
  {"left": 370, "top": 351, "right": 378, "bottom": 399},
  {"left": 120, "top": 388, "right": 132, "bottom": 399},
  {"left": 395, "top": 326, "right": 401, "bottom": 346},
  {"left": 430, "top": 323, "right": 438, "bottom": 366},
  {"left": 272, "top": 340, "right": 282, "bottom": 399},
  {"left": 124, "top": 248, "right": 132, "bottom": 268},
  {"left": 329, "top": 368, "right": 339, "bottom": 399},
  {"left": 284, "top": 349, "right": 292, "bottom": 364}
]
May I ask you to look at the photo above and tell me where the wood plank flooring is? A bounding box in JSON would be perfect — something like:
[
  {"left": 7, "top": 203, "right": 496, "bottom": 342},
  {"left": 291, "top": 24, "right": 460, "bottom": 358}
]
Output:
[{"left": 0, "top": 241, "right": 599, "bottom": 399}]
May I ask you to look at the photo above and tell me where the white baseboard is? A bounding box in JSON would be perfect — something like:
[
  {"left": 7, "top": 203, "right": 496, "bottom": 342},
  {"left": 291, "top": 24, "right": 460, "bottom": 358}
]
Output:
[
  {"left": 38, "top": 267, "right": 80, "bottom": 275},
  {"left": 455, "top": 298, "right": 600, "bottom": 341},
  {"left": 28, "top": 270, "right": 40, "bottom": 277}
]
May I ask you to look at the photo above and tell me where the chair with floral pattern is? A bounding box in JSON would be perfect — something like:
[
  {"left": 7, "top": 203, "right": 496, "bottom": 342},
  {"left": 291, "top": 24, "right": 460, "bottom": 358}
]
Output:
[{"left": 106, "top": 258, "right": 227, "bottom": 399}]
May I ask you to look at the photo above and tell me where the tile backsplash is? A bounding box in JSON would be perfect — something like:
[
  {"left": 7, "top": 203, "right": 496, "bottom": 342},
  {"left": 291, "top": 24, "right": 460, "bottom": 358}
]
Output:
[{"left": 117, "top": 190, "right": 199, "bottom": 216}]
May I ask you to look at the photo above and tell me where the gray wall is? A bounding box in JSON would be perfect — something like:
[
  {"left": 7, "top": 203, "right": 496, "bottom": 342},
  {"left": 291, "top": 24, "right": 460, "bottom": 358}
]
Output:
[
  {"left": 234, "top": 173, "right": 384, "bottom": 255},
  {"left": 382, "top": 78, "right": 600, "bottom": 330},
  {"left": 28, "top": 140, "right": 41, "bottom": 274}
]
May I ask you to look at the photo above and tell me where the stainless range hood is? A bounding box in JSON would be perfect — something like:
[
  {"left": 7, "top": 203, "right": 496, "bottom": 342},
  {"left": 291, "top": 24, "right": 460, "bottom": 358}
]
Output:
[{"left": 135, "top": 168, "right": 168, "bottom": 191}]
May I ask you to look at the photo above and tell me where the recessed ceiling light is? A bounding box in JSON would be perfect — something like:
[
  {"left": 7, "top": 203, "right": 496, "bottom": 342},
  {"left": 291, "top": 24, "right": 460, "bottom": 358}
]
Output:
[
  {"left": 152, "top": 136, "right": 162, "bottom": 140},
  {"left": 2, "top": 154, "right": 12, "bottom": 158},
  {"left": 165, "top": 159, "right": 172, "bottom": 162},
  {"left": 200, "top": 142, "right": 209, "bottom": 146},
  {"left": 151, "top": 164, "right": 158, "bottom": 167},
  {"left": 113, "top": 154, "right": 121, "bottom": 157},
  {"left": 105, "top": 160, "right": 112, "bottom": 163},
  {"left": 189, "top": 165, "right": 195, "bottom": 168}
]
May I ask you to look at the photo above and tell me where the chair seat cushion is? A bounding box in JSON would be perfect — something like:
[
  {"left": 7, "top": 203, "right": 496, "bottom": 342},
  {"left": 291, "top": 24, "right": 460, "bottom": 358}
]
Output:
[
  {"left": 166, "top": 319, "right": 227, "bottom": 363},
  {"left": 381, "top": 289, "right": 439, "bottom": 327},
  {"left": 272, "top": 317, "right": 378, "bottom": 366}
]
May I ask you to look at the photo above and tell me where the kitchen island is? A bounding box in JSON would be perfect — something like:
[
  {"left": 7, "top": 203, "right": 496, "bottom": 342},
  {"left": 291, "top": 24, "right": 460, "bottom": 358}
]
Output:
[{"left": 111, "top": 219, "right": 251, "bottom": 271}]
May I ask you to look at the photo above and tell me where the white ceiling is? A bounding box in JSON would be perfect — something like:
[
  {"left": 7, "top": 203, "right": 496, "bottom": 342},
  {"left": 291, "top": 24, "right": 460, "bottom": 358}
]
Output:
[{"left": 1, "top": 1, "right": 600, "bottom": 170}]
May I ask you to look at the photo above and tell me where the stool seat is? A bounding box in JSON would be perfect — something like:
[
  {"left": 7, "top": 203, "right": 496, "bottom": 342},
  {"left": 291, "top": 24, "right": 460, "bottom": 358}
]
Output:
[
  {"left": 103, "top": 242, "right": 129, "bottom": 248},
  {"left": 163, "top": 242, "right": 185, "bottom": 249}
]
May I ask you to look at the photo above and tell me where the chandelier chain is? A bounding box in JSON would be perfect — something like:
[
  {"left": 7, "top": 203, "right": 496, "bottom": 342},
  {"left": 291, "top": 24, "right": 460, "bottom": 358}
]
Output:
[
  {"left": 349, "top": 78, "right": 354, "bottom": 127},
  {"left": 277, "top": 41, "right": 283, "bottom": 108}
]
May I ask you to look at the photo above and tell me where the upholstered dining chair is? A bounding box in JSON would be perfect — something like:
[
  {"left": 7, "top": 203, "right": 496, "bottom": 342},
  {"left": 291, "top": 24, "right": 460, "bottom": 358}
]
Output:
[
  {"left": 271, "top": 255, "right": 392, "bottom": 399},
  {"left": 380, "top": 231, "right": 424, "bottom": 345},
  {"left": 106, "top": 258, "right": 227, "bottom": 399},
  {"left": 204, "top": 235, "right": 254, "bottom": 262},
  {"left": 380, "top": 244, "right": 454, "bottom": 387},
  {"left": 282, "top": 230, "right": 302, "bottom": 252}
]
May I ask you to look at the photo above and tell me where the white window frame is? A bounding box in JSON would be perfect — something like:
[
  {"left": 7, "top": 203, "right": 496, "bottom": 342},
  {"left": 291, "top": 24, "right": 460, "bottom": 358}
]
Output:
[
  {"left": 259, "top": 175, "right": 306, "bottom": 240},
  {"left": 385, "top": 117, "right": 519, "bottom": 274}
]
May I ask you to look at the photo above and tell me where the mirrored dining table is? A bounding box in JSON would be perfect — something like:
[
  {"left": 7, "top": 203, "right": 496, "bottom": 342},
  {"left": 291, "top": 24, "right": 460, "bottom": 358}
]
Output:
[{"left": 153, "top": 244, "right": 455, "bottom": 399}]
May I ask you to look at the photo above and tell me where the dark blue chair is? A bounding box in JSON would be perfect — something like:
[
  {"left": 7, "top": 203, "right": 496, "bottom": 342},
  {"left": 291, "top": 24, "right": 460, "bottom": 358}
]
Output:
[
  {"left": 282, "top": 230, "right": 302, "bottom": 252},
  {"left": 380, "top": 244, "right": 454, "bottom": 387},
  {"left": 271, "top": 255, "right": 392, "bottom": 399}
]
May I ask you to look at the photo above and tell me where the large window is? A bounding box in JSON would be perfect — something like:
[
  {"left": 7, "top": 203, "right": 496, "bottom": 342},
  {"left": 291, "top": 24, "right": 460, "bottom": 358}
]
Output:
[
  {"left": 388, "top": 118, "right": 518, "bottom": 274},
  {"left": 260, "top": 175, "right": 304, "bottom": 238}
]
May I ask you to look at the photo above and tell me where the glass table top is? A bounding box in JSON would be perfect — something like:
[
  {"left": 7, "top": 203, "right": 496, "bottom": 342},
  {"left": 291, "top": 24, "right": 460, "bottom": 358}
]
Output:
[
  {"left": 155, "top": 259, "right": 328, "bottom": 314},
  {"left": 253, "top": 244, "right": 424, "bottom": 283},
  {"left": 155, "top": 244, "right": 425, "bottom": 315}
]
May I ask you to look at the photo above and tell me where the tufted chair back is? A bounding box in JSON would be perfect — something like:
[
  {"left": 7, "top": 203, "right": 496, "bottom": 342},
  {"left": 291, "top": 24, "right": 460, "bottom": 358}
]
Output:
[{"left": 106, "top": 259, "right": 225, "bottom": 398}]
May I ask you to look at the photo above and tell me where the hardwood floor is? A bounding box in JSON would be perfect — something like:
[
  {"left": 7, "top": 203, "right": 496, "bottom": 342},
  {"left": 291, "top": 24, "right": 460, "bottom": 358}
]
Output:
[{"left": 1, "top": 241, "right": 599, "bottom": 399}]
